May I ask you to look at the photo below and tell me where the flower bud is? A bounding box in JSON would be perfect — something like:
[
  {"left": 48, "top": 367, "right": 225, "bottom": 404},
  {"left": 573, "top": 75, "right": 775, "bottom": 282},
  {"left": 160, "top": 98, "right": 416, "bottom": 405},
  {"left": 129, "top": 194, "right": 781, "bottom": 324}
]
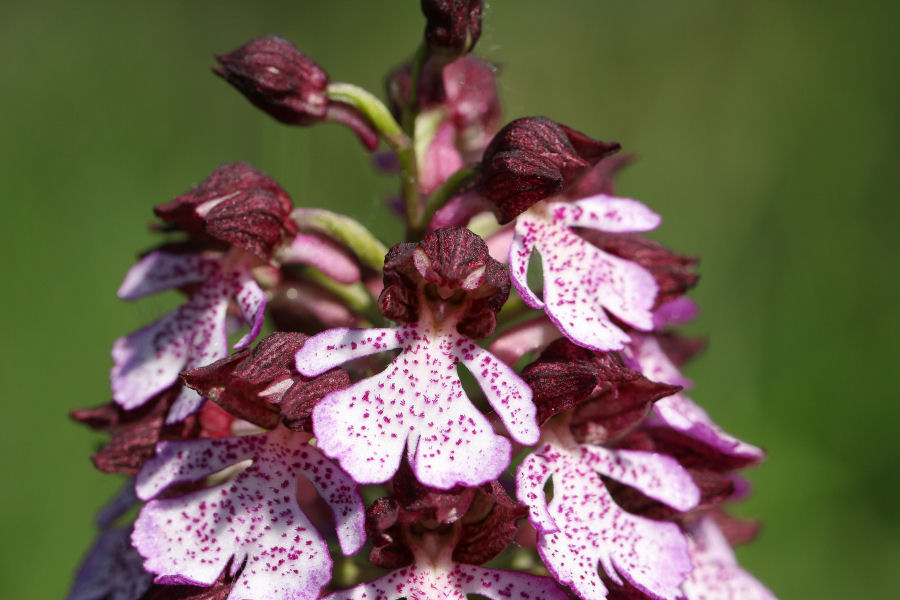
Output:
[
  {"left": 213, "top": 35, "right": 329, "bottom": 125},
  {"left": 477, "top": 117, "right": 621, "bottom": 223},
  {"left": 421, "top": 0, "right": 484, "bottom": 56},
  {"left": 154, "top": 162, "right": 296, "bottom": 262}
]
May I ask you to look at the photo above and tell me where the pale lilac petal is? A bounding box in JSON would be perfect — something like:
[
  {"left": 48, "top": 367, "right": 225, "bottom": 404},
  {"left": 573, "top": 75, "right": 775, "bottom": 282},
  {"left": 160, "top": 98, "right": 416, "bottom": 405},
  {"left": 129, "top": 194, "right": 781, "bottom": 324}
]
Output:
[
  {"left": 302, "top": 453, "right": 366, "bottom": 556},
  {"left": 488, "top": 316, "right": 560, "bottom": 365},
  {"left": 485, "top": 225, "right": 514, "bottom": 263},
  {"left": 653, "top": 296, "right": 700, "bottom": 329},
  {"left": 563, "top": 195, "right": 662, "bottom": 233},
  {"left": 627, "top": 335, "right": 764, "bottom": 460},
  {"left": 626, "top": 333, "right": 693, "bottom": 390},
  {"left": 233, "top": 272, "right": 267, "bottom": 350},
  {"left": 508, "top": 226, "right": 544, "bottom": 308},
  {"left": 513, "top": 205, "right": 658, "bottom": 351},
  {"left": 110, "top": 314, "right": 188, "bottom": 410},
  {"left": 325, "top": 564, "right": 566, "bottom": 600},
  {"left": 280, "top": 232, "right": 361, "bottom": 284},
  {"left": 454, "top": 564, "right": 568, "bottom": 599},
  {"left": 112, "top": 269, "right": 230, "bottom": 412},
  {"left": 577, "top": 445, "right": 700, "bottom": 511},
  {"left": 456, "top": 341, "right": 539, "bottom": 445},
  {"left": 655, "top": 393, "right": 765, "bottom": 460},
  {"left": 117, "top": 251, "right": 214, "bottom": 300},
  {"left": 134, "top": 429, "right": 363, "bottom": 600},
  {"left": 515, "top": 451, "right": 557, "bottom": 534},
  {"left": 420, "top": 121, "right": 464, "bottom": 195},
  {"left": 165, "top": 386, "right": 204, "bottom": 425},
  {"left": 310, "top": 324, "right": 518, "bottom": 489},
  {"left": 683, "top": 518, "right": 777, "bottom": 600},
  {"left": 518, "top": 443, "right": 692, "bottom": 600},
  {"left": 295, "top": 327, "right": 404, "bottom": 377},
  {"left": 325, "top": 565, "right": 465, "bottom": 600}
]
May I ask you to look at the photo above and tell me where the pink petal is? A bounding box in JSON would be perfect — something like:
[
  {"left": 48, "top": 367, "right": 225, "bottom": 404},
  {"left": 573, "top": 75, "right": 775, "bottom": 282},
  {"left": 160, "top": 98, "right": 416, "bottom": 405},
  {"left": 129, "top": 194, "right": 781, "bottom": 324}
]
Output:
[
  {"left": 420, "top": 121, "right": 464, "bottom": 196},
  {"left": 511, "top": 203, "right": 659, "bottom": 351},
  {"left": 653, "top": 296, "right": 700, "bottom": 329},
  {"left": 134, "top": 429, "right": 364, "bottom": 600},
  {"left": 280, "top": 232, "right": 361, "bottom": 284},
  {"left": 233, "top": 272, "right": 267, "bottom": 350},
  {"left": 453, "top": 564, "right": 568, "bottom": 599},
  {"left": 488, "top": 316, "right": 560, "bottom": 365},
  {"left": 577, "top": 445, "right": 700, "bottom": 511},
  {"left": 626, "top": 333, "right": 694, "bottom": 390},
  {"left": 117, "top": 251, "right": 215, "bottom": 301},
  {"left": 683, "top": 518, "right": 777, "bottom": 600},
  {"left": 295, "top": 327, "right": 405, "bottom": 377},
  {"left": 325, "top": 564, "right": 567, "bottom": 600},
  {"left": 563, "top": 195, "right": 662, "bottom": 233}
]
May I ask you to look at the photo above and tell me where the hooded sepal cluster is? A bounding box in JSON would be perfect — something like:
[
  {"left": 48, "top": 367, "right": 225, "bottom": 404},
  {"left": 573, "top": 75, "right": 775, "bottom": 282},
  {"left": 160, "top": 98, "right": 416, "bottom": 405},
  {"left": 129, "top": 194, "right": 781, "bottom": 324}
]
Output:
[
  {"left": 477, "top": 117, "right": 621, "bottom": 224},
  {"left": 182, "top": 331, "right": 350, "bottom": 433}
]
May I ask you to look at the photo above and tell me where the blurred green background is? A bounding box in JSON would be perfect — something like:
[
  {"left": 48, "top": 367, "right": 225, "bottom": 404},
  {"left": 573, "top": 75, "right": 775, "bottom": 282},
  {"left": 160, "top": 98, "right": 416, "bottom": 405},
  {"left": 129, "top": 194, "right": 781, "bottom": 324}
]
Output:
[{"left": 2, "top": 1, "right": 897, "bottom": 598}]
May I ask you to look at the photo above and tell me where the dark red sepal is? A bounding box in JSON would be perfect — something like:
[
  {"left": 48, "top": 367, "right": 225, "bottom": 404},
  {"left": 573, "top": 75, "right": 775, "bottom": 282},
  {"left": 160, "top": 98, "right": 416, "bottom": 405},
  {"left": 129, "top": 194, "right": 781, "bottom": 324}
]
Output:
[
  {"left": 522, "top": 338, "right": 681, "bottom": 433},
  {"left": 213, "top": 35, "right": 329, "bottom": 125},
  {"left": 619, "top": 427, "right": 763, "bottom": 473},
  {"left": 452, "top": 481, "right": 528, "bottom": 565},
  {"left": 378, "top": 227, "right": 510, "bottom": 338},
  {"left": 578, "top": 232, "right": 699, "bottom": 308},
  {"left": 477, "top": 117, "right": 621, "bottom": 223},
  {"left": 71, "top": 387, "right": 201, "bottom": 476},
  {"left": 154, "top": 162, "right": 296, "bottom": 262},
  {"left": 604, "top": 468, "right": 736, "bottom": 523},
  {"left": 181, "top": 332, "right": 349, "bottom": 433},
  {"left": 421, "top": 0, "right": 484, "bottom": 56},
  {"left": 366, "top": 497, "right": 415, "bottom": 569},
  {"left": 710, "top": 507, "right": 762, "bottom": 546}
]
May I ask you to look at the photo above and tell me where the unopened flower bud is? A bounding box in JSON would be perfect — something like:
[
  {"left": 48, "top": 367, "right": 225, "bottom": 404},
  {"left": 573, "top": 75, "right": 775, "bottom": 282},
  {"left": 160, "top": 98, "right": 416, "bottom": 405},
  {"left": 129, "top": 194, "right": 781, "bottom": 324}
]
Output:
[
  {"left": 213, "top": 35, "right": 329, "bottom": 125},
  {"left": 478, "top": 116, "right": 621, "bottom": 223},
  {"left": 421, "top": 0, "right": 484, "bottom": 56}
]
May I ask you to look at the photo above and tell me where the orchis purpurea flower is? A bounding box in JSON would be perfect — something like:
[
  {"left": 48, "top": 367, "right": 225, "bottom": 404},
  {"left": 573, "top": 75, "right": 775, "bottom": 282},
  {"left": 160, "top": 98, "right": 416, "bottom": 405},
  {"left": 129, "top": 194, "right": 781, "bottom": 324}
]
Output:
[
  {"left": 71, "top": 6, "right": 776, "bottom": 600},
  {"left": 111, "top": 247, "right": 267, "bottom": 423},
  {"left": 517, "top": 423, "right": 700, "bottom": 600},
  {"left": 133, "top": 426, "right": 365, "bottom": 600},
  {"left": 296, "top": 227, "right": 539, "bottom": 489}
]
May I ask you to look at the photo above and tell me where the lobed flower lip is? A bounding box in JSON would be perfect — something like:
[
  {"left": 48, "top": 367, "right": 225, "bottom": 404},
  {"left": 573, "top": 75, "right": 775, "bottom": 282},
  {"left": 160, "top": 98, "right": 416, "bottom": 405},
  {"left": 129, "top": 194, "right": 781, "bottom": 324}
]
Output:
[
  {"left": 420, "top": 0, "right": 484, "bottom": 56},
  {"left": 522, "top": 338, "right": 681, "bottom": 432},
  {"left": 477, "top": 117, "right": 621, "bottom": 224},
  {"left": 154, "top": 162, "right": 296, "bottom": 262},
  {"left": 133, "top": 428, "right": 365, "bottom": 600},
  {"left": 379, "top": 227, "right": 510, "bottom": 339},
  {"left": 213, "top": 35, "right": 329, "bottom": 126},
  {"left": 181, "top": 331, "right": 350, "bottom": 433}
]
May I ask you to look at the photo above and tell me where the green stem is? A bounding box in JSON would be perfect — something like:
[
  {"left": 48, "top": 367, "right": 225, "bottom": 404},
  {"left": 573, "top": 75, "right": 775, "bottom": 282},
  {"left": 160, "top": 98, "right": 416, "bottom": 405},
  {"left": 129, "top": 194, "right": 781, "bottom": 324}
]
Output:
[{"left": 326, "top": 82, "right": 420, "bottom": 225}]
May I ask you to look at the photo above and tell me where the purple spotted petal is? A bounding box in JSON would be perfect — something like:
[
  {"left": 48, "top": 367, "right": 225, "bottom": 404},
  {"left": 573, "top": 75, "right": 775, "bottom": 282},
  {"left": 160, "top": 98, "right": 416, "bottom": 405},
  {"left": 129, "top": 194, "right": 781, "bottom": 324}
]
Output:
[
  {"left": 576, "top": 445, "right": 700, "bottom": 511},
  {"left": 325, "top": 563, "right": 566, "bottom": 600},
  {"left": 112, "top": 273, "right": 229, "bottom": 411},
  {"left": 233, "top": 273, "right": 266, "bottom": 350},
  {"left": 683, "top": 518, "right": 777, "bottom": 600},
  {"left": 510, "top": 200, "right": 659, "bottom": 351},
  {"left": 627, "top": 334, "right": 764, "bottom": 460},
  {"left": 280, "top": 232, "right": 361, "bottom": 284},
  {"left": 297, "top": 323, "right": 538, "bottom": 488},
  {"left": 517, "top": 442, "right": 693, "bottom": 600},
  {"left": 133, "top": 428, "right": 364, "bottom": 600},
  {"left": 113, "top": 260, "right": 267, "bottom": 419},
  {"left": 117, "top": 251, "right": 217, "bottom": 301}
]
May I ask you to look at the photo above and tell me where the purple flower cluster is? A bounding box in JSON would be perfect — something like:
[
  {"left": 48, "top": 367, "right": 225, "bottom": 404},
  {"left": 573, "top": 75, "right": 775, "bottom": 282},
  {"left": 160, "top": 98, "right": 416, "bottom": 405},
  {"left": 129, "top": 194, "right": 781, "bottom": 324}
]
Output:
[{"left": 70, "top": 3, "right": 775, "bottom": 599}]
